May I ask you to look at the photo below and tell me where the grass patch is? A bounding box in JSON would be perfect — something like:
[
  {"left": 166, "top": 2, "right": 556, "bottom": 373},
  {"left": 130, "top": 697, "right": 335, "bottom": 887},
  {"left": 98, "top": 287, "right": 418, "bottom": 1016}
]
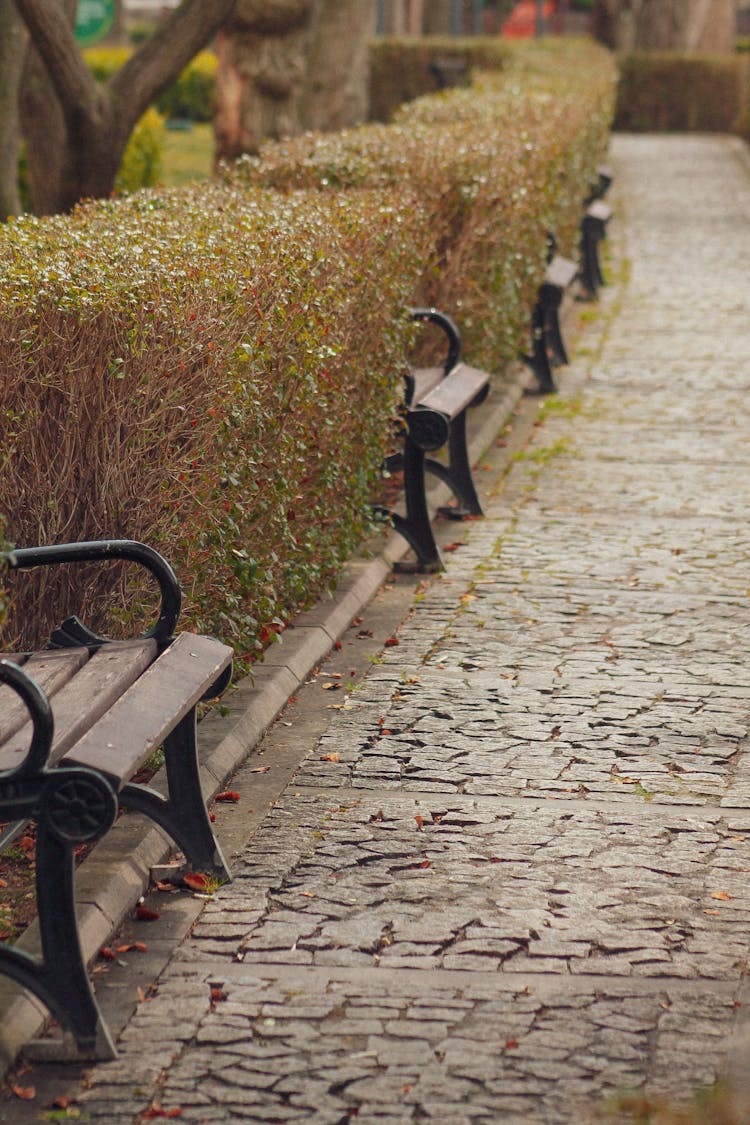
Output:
[{"left": 160, "top": 123, "right": 214, "bottom": 187}]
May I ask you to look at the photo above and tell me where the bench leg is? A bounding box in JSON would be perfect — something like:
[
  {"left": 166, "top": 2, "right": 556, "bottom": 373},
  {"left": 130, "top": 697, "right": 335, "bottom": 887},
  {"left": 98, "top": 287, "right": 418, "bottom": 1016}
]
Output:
[
  {"left": 427, "top": 409, "right": 484, "bottom": 519},
  {"left": 388, "top": 438, "right": 443, "bottom": 572},
  {"left": 0, "top": 821, "right": 116, "bottom": 1060},
  {"left": 120, "top": 709, "right": 231, "bottom": 883},
  {"left": 580, "top": 221, "right": 605, "bottom": 300},
  {"left": 544, "top": 303, "right": 569, "bottom": 367},
  {"left": 522, "top": 302, "right": 556, "bottom": 394}
]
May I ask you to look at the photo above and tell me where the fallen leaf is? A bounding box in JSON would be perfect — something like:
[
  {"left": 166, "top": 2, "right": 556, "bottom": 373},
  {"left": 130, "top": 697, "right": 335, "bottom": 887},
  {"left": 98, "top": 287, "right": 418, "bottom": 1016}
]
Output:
[
  {"left": 443, "top": 542, "right": 464, "bottom": 552},
  {"left": 99, "top": 946, "right": 117, "bottom": 961},
  {"left": 334, "top": 640, "right": 343, "bottom": 650},
  {"left": 710, "top": 891, "right": 733, "bottom": 901},
  {"left": 381, "top": 729, "right": 392, "bottom": 736},
  {"left": 51, "top": 1095, "right": 74, "bottom": 1109},
  {"left": 11, "top": 1085, "right": 35, "bottom": 1100},
  {"left": 210, "top": 986, "right": 227, "bottom": 1005},
  {"left": 250, "top": 766, "right": 270, "bottom": 774},
  {"left": 322, "top": 682, "right": 341, "bottom": 691},
  {"left": 135, "top": 905, "right": 160, "bottom": 921},
  {"left": 703, "top": 909, "right": 721, "bottom": 916},
  {"left": 504, "top": 1038, "right": 519, "bottom": 1050},
  {"left": 183, "top": 873, "right": 211, "bottom": 892},
  {"left": 384, "top": 637, "right": 400, "bottom": 647},
  {"left": 320, "top": 753, "right": 340, "bottom": 762},
  {"left": 215, "top": 790, "right": 241, "bottom": 803},
  {"left": 414, "top": 815, "right": 424, "bottom": 830}
]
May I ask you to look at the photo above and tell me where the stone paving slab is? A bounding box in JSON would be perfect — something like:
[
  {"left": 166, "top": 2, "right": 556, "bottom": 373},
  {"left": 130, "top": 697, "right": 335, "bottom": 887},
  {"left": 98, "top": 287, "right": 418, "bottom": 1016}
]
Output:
[{"left": 78, "top": 965, "right": 737, "bottom": 1125}]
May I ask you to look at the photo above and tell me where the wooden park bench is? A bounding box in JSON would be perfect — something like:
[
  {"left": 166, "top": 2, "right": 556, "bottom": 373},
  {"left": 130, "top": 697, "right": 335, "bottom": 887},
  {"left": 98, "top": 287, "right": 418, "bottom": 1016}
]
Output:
[
  {"left": 523, "top": 232, "right": 579, "bottom": 394},
  {"left": 378, "top": 307, "right": 490, "bottom": 572},
  {"left": 581, "top": 167, "right": 614, "bottom": 299},
  {"left": 0, "top": 539, "right": 233, "bottom": 1060}
]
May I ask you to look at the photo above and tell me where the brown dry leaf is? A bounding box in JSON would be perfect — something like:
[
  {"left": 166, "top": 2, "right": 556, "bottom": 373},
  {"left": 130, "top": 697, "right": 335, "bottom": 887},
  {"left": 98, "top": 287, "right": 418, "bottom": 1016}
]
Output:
[
  {"left": 322, "top": 682, "right": 341, "bottom": 691},
  {"left": 250, "top": 766, "right": 270, "bottom": 774},
  {"left": 135, "top": 905, "right": 160, "bottom": 921},
  {"left": 414, "top": 815, "right": 424, "bottom": 830},
  {"left": 710, "top": 891, "right": 733, "bottom": 901},
  {"left": 11, "top": 1084, "right": 35, "bottom": 1100},
  {"left": 320, "top": 753, "right": 340, "bottom": 762}
]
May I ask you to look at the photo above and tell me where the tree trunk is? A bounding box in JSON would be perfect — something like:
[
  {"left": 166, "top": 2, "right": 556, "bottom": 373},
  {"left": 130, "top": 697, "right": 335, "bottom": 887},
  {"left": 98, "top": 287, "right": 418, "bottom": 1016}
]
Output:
[
  {"left": 16, "top": 0, "right": 237, "bottom": 214},
  {"left": 0, "top": 0, "right": 28, "bottom": 218},
  {"left": 215, "top": 0, "right": 376, "bottom": 161},
  {"left": 302, "top": 0, "right": 376, "bottom": 132},
  {"left": 423, "top": 0, "right": 453, "bottom": 33},
  {"left": 214, "top": 0, "right": 315, "bottom": 161},
  {"left": 593, "top": 0, "right": 736, "bottom": 52}
]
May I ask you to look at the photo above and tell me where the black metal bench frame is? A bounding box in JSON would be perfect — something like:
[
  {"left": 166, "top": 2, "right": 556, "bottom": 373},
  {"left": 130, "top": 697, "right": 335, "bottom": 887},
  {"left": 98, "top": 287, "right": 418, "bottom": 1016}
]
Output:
[
  {"left": 378, "top": 308, "right": 489, "bottom": 572},
  {"left": 523, "top": 233, "right": 579, "bottom": 394},
  {"left": 0, "top": 539, "right": 233, "bottom": 1061}
]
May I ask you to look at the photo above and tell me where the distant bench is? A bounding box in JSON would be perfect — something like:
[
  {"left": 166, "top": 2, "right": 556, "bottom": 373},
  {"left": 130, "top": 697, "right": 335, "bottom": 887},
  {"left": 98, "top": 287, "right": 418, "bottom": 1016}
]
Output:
[
  {"left": 525, "top": 165, "right": 614, "bottom": 392},
  {"left": 379, "top": 308, "right": 489, "bottom": 572},
  {"left": 0, "top": 539, "right": 232, "bottom": 1060}
]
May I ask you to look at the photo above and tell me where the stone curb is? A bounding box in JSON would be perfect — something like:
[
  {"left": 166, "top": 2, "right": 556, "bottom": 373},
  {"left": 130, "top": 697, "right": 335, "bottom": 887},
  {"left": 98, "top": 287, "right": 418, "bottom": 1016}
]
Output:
[{"left": 0, "top": 364, "right": 532, "bottom": 1072}]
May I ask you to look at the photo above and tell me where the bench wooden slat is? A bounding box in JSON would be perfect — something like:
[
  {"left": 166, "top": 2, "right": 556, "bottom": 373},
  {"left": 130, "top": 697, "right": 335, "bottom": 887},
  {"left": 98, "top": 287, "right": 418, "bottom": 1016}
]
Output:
[
  {"left": 0, "top": 640, "right": 157, "bottom": 774},
  {"left": 407, "top": 366, "right": 444, "bottom": 407},
  {"left": 0, "top": 650, "right": 91, "bottom": 749},
  {"left": 416, "top": 363, "right": 488, "bottom": 419},
  {"left": 65, "top": 632, "right": 232, "bottom": 789},
  {"left": 587, "top": 199, "right": 613, "bottom": 225},
  {"left": 545, "top": 255, "right": 577, "bottom": 290}
]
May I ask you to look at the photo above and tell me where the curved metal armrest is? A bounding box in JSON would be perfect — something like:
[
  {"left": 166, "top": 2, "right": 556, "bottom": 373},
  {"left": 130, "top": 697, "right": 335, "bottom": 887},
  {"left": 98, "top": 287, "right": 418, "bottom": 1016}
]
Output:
[
  {"left": 0, "top": 658, "right": 53, "bottom": 777},
  {"left": 409, "top": 307, "right": 462, "bottom": 374},
  {"left": 8, "top": 540, "right": 181, "bottom": 650}
]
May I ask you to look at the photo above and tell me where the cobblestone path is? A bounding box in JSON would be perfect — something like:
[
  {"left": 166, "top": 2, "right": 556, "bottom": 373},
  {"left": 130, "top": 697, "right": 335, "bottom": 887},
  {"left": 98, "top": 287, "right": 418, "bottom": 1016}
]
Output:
[{"left": 77, "top": 135, "right": 750, "bottom": 1122}]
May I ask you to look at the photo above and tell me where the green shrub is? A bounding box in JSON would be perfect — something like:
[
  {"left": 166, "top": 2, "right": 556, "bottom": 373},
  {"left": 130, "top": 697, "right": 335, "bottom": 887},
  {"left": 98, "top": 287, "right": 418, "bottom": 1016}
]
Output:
[
  {"left": 615, "top": 51, "right": 750, "bottom": 133},
  {"left": 116, "top": 107, "right": 166, "bottom": 193},
  {"left": 156, "top": 51, "right": 217, "bottom": 123},
  {"left": 0, "top": 186, "right": 430, "bottom": 654},
  {"left": 84, "top": 47, "right": 217, "bottom": 123}
]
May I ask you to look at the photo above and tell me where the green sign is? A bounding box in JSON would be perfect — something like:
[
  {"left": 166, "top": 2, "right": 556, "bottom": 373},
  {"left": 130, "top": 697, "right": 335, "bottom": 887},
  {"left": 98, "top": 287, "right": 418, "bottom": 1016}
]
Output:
[{"left": 75, "top": 0, "right": 116, "bottom": 47}]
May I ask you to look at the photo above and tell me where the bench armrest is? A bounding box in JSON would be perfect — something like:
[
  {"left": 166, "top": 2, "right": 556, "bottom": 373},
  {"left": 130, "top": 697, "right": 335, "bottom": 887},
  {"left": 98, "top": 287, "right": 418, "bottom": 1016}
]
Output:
[
  {"left": 409, "top": 307, "right": 462, "bottom": 374},
  {"left": 0, "top": 658, "right": 54, "bottom": 776},
  {"left": 8, "top": 540, "right": 181, "bottom": 650}
]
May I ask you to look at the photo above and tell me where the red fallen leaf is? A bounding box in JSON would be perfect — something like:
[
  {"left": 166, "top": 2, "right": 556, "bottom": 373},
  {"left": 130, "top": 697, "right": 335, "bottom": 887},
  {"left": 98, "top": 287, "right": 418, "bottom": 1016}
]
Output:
[
  {"left": 417, "top": 859, "right": 431, "bottom": 868},
  {"left": 0, "top": 878, "right": 7, "bottom": 888},
  {"left": 99, "top": 946, "right": 117, "bottom": 961},
  {"left": 52, "top": 1095, "right": 74, "bottom": 1109},
  {"left": 11, "top": 1084, "right": 35, "bottom": 1100},
  {"left": 414, "top": 815, "right": 424, "bottom": 830},
  {"left": 504, "top": 1038, "right": 519, "bottom": 1050},
  {"left": 334, "top": 641, "right": 343, "bottom": 650},
  {"left": 135, "top": 905, "right": 160, "bottom": 921},
  {"left": 381, "top": 729, "right": 392, "bottom": 736},
  {"left": 183, "top": 872, "right": 210, "bottom": 892},
  {"left": 489, "top": 857, "right": 504, "bottom": 864},
  {"left": 384, "top": 637, "right": 400, "bottom": 647},
  {"left": 209, "top": 812, "right": 216, "bottom": 823},
  {"left": 443, "top": 542, "right": 464, "bottom": 552},
  {"left": 401, "top": 1084, "right": 413, "bottom": 1094},
  {"left": 215, "top": 790, "right": 240, "bottom": 803},
  {"left": 142, "top": 1104, "right": 183, "bottom": 1119},
  {"left": 210, "top": 986, "right": 227, "bottom": 1004}
]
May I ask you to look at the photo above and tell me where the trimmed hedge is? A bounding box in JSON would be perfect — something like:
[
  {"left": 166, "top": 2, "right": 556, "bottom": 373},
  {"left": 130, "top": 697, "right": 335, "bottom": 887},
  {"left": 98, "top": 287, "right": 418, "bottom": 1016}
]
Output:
[
  {"left": 369, "top": 36, "right": 511, "bottom": 123},
  {"left": 234, "top": 38, "right": 616, "bottom": 371},
  {"left": 615, "top": 51, "right": 750, "bottom": 134},
  {"left": 0, "top": 38, "right": 615, "bottom": 657}
]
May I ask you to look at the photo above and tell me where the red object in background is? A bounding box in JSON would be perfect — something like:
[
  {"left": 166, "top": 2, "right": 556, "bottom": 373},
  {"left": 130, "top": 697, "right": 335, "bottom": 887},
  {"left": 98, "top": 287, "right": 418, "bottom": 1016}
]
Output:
[{"left": 501, "top": 0, "right": 557, "bottom": 38}]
